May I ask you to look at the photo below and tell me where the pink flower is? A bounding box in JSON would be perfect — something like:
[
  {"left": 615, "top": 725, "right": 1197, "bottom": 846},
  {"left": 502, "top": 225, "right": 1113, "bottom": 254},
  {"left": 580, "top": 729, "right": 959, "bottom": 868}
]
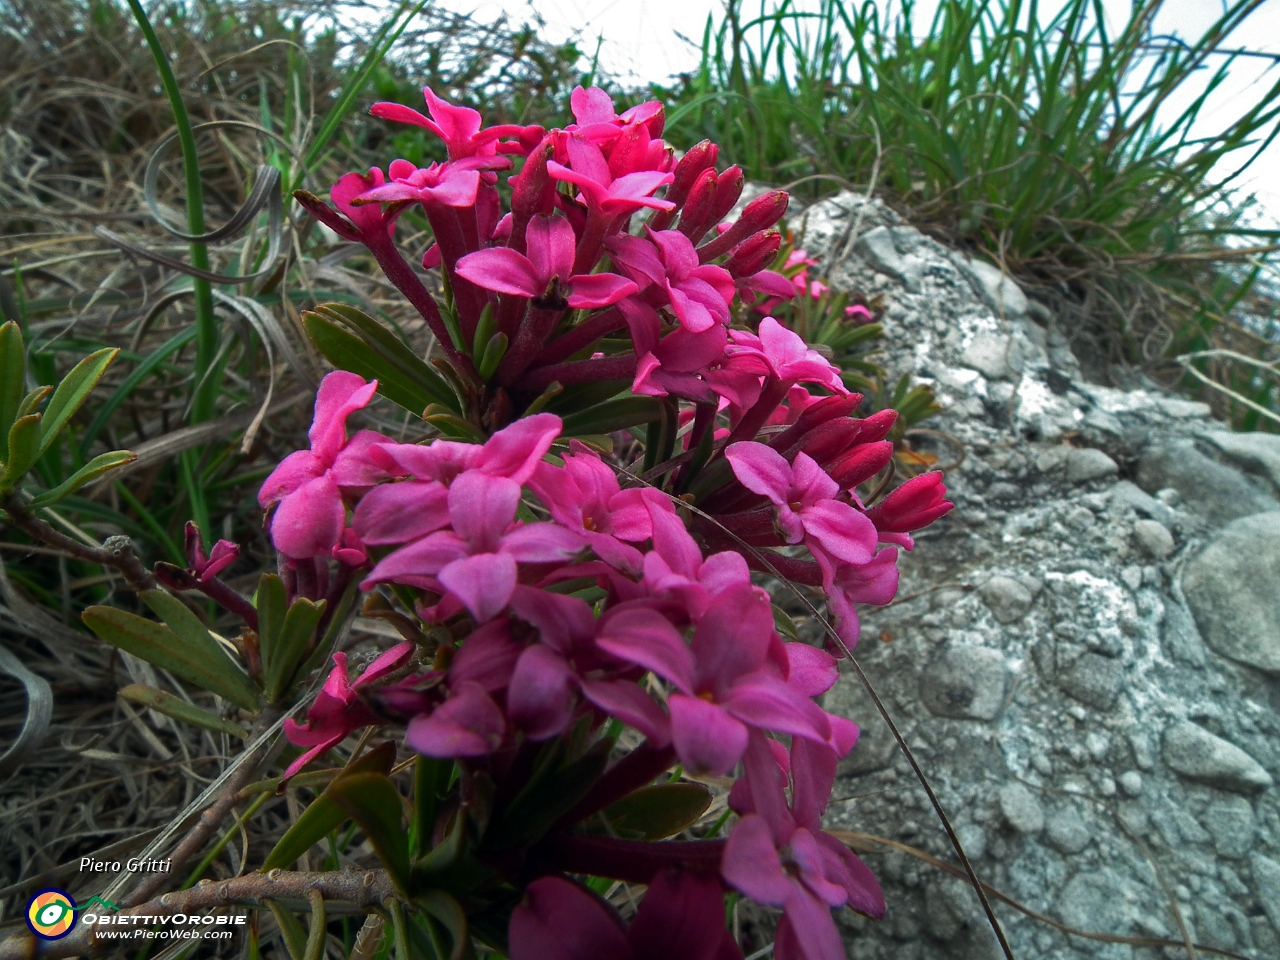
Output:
[
  {"left": 725, "top": 318, "right": 846, "bottom": 396},
  {"left": 371, "top": 87, "right": 537, "bottom": 160},
  {"left": 864, "top": 472, "right": 954, "bottom": 549},
  {"left": 607, "top": 230, "right": 736, "bottom": 334},
  {"left": 621, "top": 299, "right": 726, "bottom": 402},
  {"left": 640, "top": 491, "right": 752, "bottom": 620},
  {"left": 722, "top": 735, "right": 884, "bottom": 960},
  {"left": 565, "top": 85, "right": 665, "bottom": 146},
  {"left": 259, "top": 372, "right": 391, "bottom": 560},
  {"left": 548, "top": 137, "right": 675, "bottom": 218},
  {"left": 355, "top": 158, "right": 494, "bottom": 209},
  {"left": 510, "top": 870, "right": 741, "bottom": 960},
  {"left": 455, "top": 215, "right": 637, "bottom": 309},
  {"left": 184, "top": 522, "right": 238, "bottom": 582},
  {"left": 528, "top": 440, "right": 652, "bottom": 574},
  {"left": 282, "top": 641, "right": 416, "bottom": 778},
  {"left": 815, "top": 547, "right": 900, "bottom": 649},
  {"left": 406, "top": 679, "right": 507, "bottom": 758},
  {"left": 724, "top": 443, "right": 878, "bottom": 567}
]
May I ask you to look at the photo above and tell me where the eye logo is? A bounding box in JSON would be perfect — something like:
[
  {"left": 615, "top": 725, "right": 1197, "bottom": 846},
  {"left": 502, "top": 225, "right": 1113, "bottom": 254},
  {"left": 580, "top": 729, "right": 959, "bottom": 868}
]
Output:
[{"left": 26, "top": 889, "right": 77, "bottom": 939}]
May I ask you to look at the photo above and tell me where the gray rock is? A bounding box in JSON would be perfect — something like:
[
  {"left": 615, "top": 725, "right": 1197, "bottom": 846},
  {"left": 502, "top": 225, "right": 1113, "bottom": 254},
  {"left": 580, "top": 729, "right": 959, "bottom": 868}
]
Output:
[
  {"left": 1057, "top": 869, "right": 1131, "bottom": 933},
  {"left": 1066, "top": 448, "right": 1118, "bottom": 483},
  {"left": 1203, "top": 796, "right": 1256, "bottom": 858},
  {"left": 1137, "top": 440, "right": 1279, "bottom": 526},
  {"left": 960, "top": 332, "right": 1013, "bottom": 381},
  {"left": 998, "top": 782, "right": 1045, "bottom": 834},
  {"left": 1250, "top": 853, "right": 1280, "bottom": 931},
  {"left": 1058, "top": 652, "right": 1125, "bottom": 711},
  {"left": 1131, "top": 519, "right": 1174, "bottom": 559},
  {"left": 1108, "top": 480, "right": 1178, "bottom": 527},
  {"left": 1046, "top": 804, "right": 1091, "bottom": 853},
  {"left": 1183, "top": 512, "right": 1280, "bottom": 674},
  {"left": 919, "top": 645, "right": 1007, "bottom": 720},
  {"left": 1203, "top": 430, "right": 1280, "bottom": 495},
  {"left": 954, "top": 255, "right": 1029, "bottom": 319},
  {"left": 1162, "top": 721, "right": 1273, "bottom": 793},
  {"left": 1118, "top": 771, "right": 1144, "bottom": 797},
  {"left": 978, "top": 576, "right": 1034, "bottom": 623},
  {"left": 1162, "top": 599, "right": 1208, "bottom": 667},
  {"left": 855, "top": 226, "right": 924, "bottom": 292}
]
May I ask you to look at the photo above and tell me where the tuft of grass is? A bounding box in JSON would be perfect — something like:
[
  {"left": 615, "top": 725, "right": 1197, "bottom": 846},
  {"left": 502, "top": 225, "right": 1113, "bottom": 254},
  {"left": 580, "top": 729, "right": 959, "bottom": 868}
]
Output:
[{"left": 659, "top": 0, "right": 1280, "bottom": 428}]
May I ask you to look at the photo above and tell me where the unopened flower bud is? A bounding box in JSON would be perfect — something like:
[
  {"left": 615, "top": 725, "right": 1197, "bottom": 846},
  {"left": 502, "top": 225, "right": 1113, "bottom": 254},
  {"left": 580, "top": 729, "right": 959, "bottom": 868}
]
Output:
[
  {"left": 725, "top": 230, "right": 782, "bottom": 278},
  {"left": 706, "top": 165, "right": 744, "bottom": 226},
  {"left": 865, "top": 471, "right": 954, "bottom": 532},
  {"left": 828, "top": 440, "right": 895, "bottom": 489},
  {"left": 851, "top": 408, "right": 898, "bottom": 444},
  {"left": 677, "top": 167, "right": 719, "bottom": 239},
  {"left": 697, "top": 190, "right": 789, "bottom": 261}
]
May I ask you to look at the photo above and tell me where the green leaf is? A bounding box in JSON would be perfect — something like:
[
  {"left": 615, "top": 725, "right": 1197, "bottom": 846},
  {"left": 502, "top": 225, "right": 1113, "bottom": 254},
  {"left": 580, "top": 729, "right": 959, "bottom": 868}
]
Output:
[
  {"left": 412, "top": 756, "right": 455, "bottom": 859},
  {"left": 476, "top": 332, "right": 508, "bottom": 381},
  {"left": 413, "top": 890, "right": 471, "bottom": 960},
  {"left": 119, "top": 684, "right": 247, "bottom": 739},
  {"left": 15, "top": 386, "right": 51, "bottom": 421},
  {"left": 602, "top": 783, "right": 712, "bottom": 840},
  {"left": 314, "top": 304, "right": 456, "bottom": 410},
  {"left": 266, "top": 901, "right": 308, "bottom": 960},
  {"left": 303, "top": 312, "right": 435, "bottom": 415},
  {"left": 1, "top": 414, "right": 41, "bottom": 488},
  {"left": 560, "top": 396, "right": 662, "bottom": 436},
  {"left": 83, "top": 603, "right": 260, "bottom": 712},
  {"left": 772, "top": 605, "right": 800, "bottom": 641},
  {"left": 485, "top": 740, "right": 609, "bottom": 849},
  {"left": 263, "top": 597, "right": 326, "bottom": 703},
  {"left": 0, "top": 321, "right": 24, "bottom": 461},
  {"left": 261, "top": 742, "right": 397, "bottom": 871},
  {"left": 328, "top": 772, "right": 412, "bottom": 894},
  {"left": 29, "top": 450, "right": 135, "bottom": 508},
  {"left": 37, "top": 347, "right": 118, "bottom": 457},
  {"left": 139, "top": 590, "right": 260, "bottom": 707},
  {"left": 257, "top": 574, "right": 288, "bottom": 657}
]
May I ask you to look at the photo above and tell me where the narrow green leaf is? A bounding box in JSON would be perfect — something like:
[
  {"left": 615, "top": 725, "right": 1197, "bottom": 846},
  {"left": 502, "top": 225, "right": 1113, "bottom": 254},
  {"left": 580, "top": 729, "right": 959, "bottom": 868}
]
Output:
[
  {"left": 1, "top": 414, "right": 41, "bottom": 487},
  {"left": 263, "top": 597, "right": 326, "bottom": 703},
  {"left": 328, "top": 773, "right": 412, "bottom": 894},
  {"left": 266, "top": 901, "right": 308, "bottom": 960},
  {"left": 83, "top": 604, "right": 259, "bottom": 712},
  {"left": 29, "top": 450, "right": 135, "bottom": 508},
  {"left": 37, "top": 347, "right": 117, "bottom": 457},
  {"left": 314, "top": 303, "right": 455, "bottom": 409},
  {"left": 0, "top": 321, "right": 24, "bottom": 461},
  {"left": 485, "top": 740, "right": 609, "bottom": 849},
  {"left": 15, "top": 386, "right": 51, "bottom": 421},
  {"left": 119, "top": 684, "right": 247, "bottom": 739},
  {"left": 413, "top": 890, "right": 470, "bottom": 960},
  {"left": 602, "top": 783, "right": 712, "bottom": 840},
  {"left": 262, "top": 742, "right": 397, "bottom": 871},
  {"left": 412, "top": 756, "right": 455, "bottom": 860},
  {"left": 476, "top": 332, "right": 508, "bottom": 382},
  {"left": 559, "top": 396, "right": 662, "bottom": 436},
  {"left": 303, "top": 312, "right": 434, "bottom": 415},
  {"left": 257, "top": 574, "right": 288, "bottom": 656},
  {"left": 303, "top": 892, "right": 326, "bottom": 960},
  {"left": 139, "top": 590, "right": 260, "bottom": 708}
]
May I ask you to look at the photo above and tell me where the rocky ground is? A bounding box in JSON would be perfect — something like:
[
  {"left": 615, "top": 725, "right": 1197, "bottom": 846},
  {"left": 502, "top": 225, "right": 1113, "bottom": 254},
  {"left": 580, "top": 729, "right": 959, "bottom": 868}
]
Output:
[{"left": 791, "top": 193, "right": 1280, "bottom": 959}]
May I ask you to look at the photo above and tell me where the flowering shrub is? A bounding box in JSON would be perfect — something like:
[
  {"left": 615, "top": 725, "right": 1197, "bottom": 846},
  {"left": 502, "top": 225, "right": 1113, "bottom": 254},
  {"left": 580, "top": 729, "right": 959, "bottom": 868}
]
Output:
[{"left": 78, "top": 85, "right": 954, "bottom": 960}]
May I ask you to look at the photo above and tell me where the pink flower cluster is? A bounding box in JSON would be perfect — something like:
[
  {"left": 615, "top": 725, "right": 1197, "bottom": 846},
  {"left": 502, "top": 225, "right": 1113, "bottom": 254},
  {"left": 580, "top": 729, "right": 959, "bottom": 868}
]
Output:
[{"left": 262, "top": 84, "right": 958, "bottom": 960}]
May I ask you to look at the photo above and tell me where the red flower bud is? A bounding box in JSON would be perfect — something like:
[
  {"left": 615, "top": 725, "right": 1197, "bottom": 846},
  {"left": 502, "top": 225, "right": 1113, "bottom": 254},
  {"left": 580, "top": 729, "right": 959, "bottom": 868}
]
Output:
[
  {"left": 725, "top": 230, "right": 782, "bottom": 278},
  {"left": 667, "top": 140, "right": 719, "bottom": 209},
  {"left": 769, "top": 395, "right": 862, "bottom": 456},
  {"left": 865, "top": 471, "right": 954, "bottom": 532},
  {"left": 697, "top": 190, "right": 789, "bottom": 262},
  {"left": 828, "top": 440, "right": 895, "bottom": 489},
  {"left": 706, "top": 165, "right": 744, "bottom": 227},
  {"left": 676, "top": 167, "right": 719, "bottom": 240},
  {"left": 851, "top": 408, "right": 898, "bottom": 443}
]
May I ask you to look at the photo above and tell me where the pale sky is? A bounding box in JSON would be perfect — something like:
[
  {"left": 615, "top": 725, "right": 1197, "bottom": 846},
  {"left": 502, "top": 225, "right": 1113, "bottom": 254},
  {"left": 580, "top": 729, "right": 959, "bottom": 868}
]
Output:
[{"left": 435, "top": 0, "right": 1280, "bottom": 223}]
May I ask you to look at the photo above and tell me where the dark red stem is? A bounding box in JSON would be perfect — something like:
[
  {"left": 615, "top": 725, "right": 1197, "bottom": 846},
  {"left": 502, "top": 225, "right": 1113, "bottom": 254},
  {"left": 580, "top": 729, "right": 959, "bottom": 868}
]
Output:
[
  {"left": 540, "top": 835, "right": 726, "bottom": 884},
  {"left": 515, "top": 354, "right": 637, "bottom": 393},
  {"left": 532, "top": 307, "right": 626, "bottom": 368}
]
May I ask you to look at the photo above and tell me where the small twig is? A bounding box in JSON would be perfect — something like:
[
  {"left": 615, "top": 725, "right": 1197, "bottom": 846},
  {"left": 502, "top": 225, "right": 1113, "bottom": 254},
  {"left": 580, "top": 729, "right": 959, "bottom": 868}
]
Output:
[
  {"left": 1175, "top": 351, "right": 1280, "bottom": 427},
  {"left": 2, "top": 492, "right": 156, "bottom": 592}
]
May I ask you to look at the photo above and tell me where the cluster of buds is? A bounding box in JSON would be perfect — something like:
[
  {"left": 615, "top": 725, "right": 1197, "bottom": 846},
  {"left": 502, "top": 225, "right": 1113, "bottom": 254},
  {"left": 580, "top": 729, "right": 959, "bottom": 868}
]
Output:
[{"left": 264, "top": 86, "right": 956, "bottom": 960}]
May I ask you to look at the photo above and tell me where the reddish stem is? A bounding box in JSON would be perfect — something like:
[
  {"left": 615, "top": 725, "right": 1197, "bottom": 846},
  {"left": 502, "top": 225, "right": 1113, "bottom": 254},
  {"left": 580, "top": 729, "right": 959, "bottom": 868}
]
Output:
[
  {"left": 540, "top": 835, "right": 726, "bottom": 884},
  {"left": 532, "top": 307, "right": 626, "bottom": 368},
  {"left": 515, "top": 354, "right": 638, "bottom": 393}
]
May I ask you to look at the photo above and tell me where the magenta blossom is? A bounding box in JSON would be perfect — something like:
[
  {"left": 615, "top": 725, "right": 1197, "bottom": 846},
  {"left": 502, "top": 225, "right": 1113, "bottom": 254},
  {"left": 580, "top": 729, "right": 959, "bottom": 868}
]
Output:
[
  {"left": 282, "top": 641, "right": 415, "bottom": 779},
  {"left": 258, "top": 372, "right": 391, "bottom": 560},
  {"left": 456, "top": 215, "right": 637, "bottom": 309},
  {"left": 724, "top": 443, "right": 878, "bottom": 568},
  {"left": 816, "top": 547, "right": 901, "bottom": 649},
  {"left": 371, "top": 87, "right": 537, "bottom": 160},
  {"left": 725, "top": 318, "right": 847, "bottom": 396},
  {"left": 607, "top": 230, "right": 736, "bottom": 334},
  {"left": 722, "top": 734, "right": 884, "bottom": 960},
  {"left": 864, "top": 471, "right": 954, "bottom": 549},
  {"left": 548, "top": 137, "right": 675, "bottom": 219},
  {"left": 510, "top": 870, "right": 741, "bottom": 960}
]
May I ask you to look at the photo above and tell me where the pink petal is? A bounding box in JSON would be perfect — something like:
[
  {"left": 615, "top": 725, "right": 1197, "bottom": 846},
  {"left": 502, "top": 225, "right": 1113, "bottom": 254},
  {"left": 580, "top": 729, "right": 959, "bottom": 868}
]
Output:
[
  {"left": 352, "top": 641, "right": 416, "bottom": 688},
  {"left": 788, "top": 738, "right": 837, "bottom": 832},
  {"left": 259, "top": 449, "right": 324, "bottom": 508},
  {"left": 438, "top": 552, "right": 518, "bottom": 622},
  {"left": 352, "top": 480, "right": 450, "bottom": 545},
  {"left": 595, "top": 605, "right": 694, "bottom": 692},
  {"left": 784, "top": 643, "right": 839, "bottom": 698},
  {"left": 506, "top": 645, "right": 578, "bottom": 739},
  {"left": 725, "top": 442, "right": 792, "bottom": 506},
  {"left": 421, "top": 169, "right": 481, "bottom": 207},
  {"left": 526, "top": 215, "right": 576, "bottom": 285},
  {"left": 778, "top": 890, "right": 845, "bottom": 960},
  {"left": 507, "top": 586, "right": 595, "bottom": 654},
  {"left": 369, "top": 102, "right": 434, "bottom": 130},
  {"left": 722, "top": 674, "right": 833, "bottom": 747},
  {"left": 329, "top": 430, "right": 395, "bottom": 490},
  {"left": 628, "top": 870, "right": 730, "bottom": 960},
  {"left": 648, "top": 229, "right": 699, "bottom": 278},
  {"left": 721, "top": 814, "right": 793, "bottom": 906},
  {"left": 479, "top": 413, "right": 563, "bottom": 483},
  {"left": 449, "top": 620, "right": 523, "bottom": 691},
  {"left": 789, "top": 828, "right": 849, "bottom": 906},
  {"left": 801, "top": 500, "right": 877, "bottom": 566},
  {"left": 509, "top": 876, "right": 632, "bottom": 960},
  {"left": 448, "top": 472, "right": 521, "bottom": 551},
  {"left": 570, "top": 86, "right": 620, "bottom": 126},
  {"left": 814, "top": 832, "right": 886, "bottom": 919},
  {"left": 606, "top": 234, "right": 667, "bottom": 287},
  {"left": 362, "top": 530, "right": 468, "bottom": 587},
  {"left": 689, "top": 583, "right": 774, "bottom": 687},
  {"left": 606, "top": 488, "right": 653, "bottom": 541},
  {"left": 566, "top": 273, "right": 637, "bottom": 309},
  {"left": 666, "top": 281, "right": 716, "bottom": 333},
  {"left": 455, "top": 247, "right": 541, "bottom": 297},
  {"left": 581, "top": 679, "right": 671, "bottom": 745},
  {"left": 406, "top": 681, "right": 505, "bottom": 758},
  {"left": 669, "top": 693, "right": 749, "bottom": 775},
  {"left": 309, "top": 371, "right": 378, "bottom": 465},
  {"left": 499, "top": 523, "right": 585, "bottom": 563},
  {"left": 565, "top": 135, "right": 613, "bottom": 187},
  {"left": 270, "top": 474, "right": 345, "bottom": 560}
]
